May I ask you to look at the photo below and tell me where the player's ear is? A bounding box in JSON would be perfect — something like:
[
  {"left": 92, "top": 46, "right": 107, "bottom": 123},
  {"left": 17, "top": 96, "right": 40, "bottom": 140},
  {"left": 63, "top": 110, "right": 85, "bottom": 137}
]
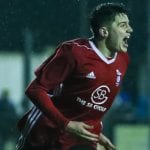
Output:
[{"left": 99, "top": 27, "right": 109, "bottom": 38}]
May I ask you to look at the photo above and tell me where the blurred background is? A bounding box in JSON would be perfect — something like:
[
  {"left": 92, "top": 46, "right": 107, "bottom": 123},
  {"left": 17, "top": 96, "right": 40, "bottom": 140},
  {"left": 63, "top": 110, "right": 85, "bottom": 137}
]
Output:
[{"left": 0, "top": 0, "right": 150, "bottom": 150}]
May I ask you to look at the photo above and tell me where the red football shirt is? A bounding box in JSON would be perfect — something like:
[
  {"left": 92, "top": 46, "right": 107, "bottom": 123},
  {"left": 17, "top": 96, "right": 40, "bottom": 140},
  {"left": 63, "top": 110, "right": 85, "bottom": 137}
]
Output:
[{"left": 20, "top": 38, "right": 129, "bottom": 149}]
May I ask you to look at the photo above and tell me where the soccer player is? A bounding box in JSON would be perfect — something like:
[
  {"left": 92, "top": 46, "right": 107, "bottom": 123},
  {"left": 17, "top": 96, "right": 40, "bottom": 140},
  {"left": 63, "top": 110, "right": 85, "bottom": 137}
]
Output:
[{"left": 16, "top": 2, "right": 133, "bottom": 150}]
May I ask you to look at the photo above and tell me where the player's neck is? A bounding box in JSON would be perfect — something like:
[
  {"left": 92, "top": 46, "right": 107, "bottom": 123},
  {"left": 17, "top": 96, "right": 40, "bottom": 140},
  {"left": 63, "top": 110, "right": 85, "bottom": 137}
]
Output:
[{"left": 93, "top": 38, "right": 115, "bottom": 58}]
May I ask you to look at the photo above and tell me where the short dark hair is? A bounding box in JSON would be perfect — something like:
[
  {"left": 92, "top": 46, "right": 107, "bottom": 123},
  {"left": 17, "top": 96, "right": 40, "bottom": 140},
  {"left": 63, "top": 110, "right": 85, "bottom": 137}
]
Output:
[{"left": 90, "top": 3, "right": 128, "bottom": 39}]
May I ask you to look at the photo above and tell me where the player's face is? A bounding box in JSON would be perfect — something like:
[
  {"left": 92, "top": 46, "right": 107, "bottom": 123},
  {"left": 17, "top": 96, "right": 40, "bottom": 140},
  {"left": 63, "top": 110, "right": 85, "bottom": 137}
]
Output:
[{"left": 106, "top": 13, "right": 133, "bottom": 52}]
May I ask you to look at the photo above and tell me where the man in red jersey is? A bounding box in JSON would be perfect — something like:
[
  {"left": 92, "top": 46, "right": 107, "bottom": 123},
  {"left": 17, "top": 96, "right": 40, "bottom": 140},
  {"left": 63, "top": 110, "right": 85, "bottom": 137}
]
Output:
[{"left": 16, "top": 2, "right": 133, "bottom": 150}]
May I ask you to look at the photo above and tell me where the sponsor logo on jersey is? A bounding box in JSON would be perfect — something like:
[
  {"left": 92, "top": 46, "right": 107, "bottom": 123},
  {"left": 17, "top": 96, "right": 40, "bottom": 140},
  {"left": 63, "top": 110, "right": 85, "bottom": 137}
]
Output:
[
  {"left": 115, "top": 69, "right": 122, "bottom": 86},
  {"left": 76, "top": 97, "right": 107, "bottom": 112},
  {"left": 86, "top": 71, "right": 96, "bottom": 79},
  {"left": 76, "top": 85, "right": 110, "bottom": 112},
  {"left": 91, "top": 85, "right": 110, "bottom": 105}
]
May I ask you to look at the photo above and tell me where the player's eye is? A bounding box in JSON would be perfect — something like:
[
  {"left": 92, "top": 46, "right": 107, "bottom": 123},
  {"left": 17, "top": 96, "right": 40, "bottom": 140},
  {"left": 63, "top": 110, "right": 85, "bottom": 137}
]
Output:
[{"left": 120, "top": 23, "right": 127, "bottom": 28}]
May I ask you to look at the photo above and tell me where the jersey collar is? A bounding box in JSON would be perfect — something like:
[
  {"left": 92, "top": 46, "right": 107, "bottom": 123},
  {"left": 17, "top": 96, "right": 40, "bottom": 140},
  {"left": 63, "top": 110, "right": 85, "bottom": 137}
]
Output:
[{"left": 89, "top": 40, "right": 117, "bottom": 64}]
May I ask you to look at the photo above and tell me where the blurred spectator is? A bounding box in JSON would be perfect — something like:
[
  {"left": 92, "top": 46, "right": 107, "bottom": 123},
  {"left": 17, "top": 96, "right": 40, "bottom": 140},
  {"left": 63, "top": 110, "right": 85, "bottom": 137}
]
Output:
[{"left": 0, "top": 89, "right": 19, "bottom": 150}]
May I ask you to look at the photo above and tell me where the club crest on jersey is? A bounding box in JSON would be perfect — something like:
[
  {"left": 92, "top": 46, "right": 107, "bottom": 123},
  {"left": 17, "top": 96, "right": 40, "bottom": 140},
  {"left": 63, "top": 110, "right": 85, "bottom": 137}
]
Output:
[
  {"left": 115, "top": 69, "right": 122, "bottom": 86},
  {"left": 86, "top": 71, "right": 96, "bottom": 79}
]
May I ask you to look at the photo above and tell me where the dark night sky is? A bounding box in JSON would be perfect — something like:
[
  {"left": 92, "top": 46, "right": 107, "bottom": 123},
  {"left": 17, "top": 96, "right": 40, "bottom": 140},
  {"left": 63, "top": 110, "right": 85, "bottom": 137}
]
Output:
[
  {"left": 0, "top": 0, "right": 86, "bottom": 51},
  {"left": 0, "top": 0, "right": 148, "bottom": 58}
]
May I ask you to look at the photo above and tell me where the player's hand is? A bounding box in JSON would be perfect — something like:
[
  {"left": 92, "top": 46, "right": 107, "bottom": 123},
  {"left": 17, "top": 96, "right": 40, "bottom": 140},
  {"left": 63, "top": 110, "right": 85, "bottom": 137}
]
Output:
[
  {"left": 98, "top": 133, "right": 116, "bottom": 150},
  {"left": 65, "top": 121, "right": 99, "bottom": 142}
]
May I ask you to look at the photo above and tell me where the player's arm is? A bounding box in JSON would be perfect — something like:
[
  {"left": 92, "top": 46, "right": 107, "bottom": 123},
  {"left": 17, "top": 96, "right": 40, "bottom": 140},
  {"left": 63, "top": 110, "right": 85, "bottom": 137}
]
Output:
[
  {"left": 25, "top": 80, "right": 69, "bottom": 129},
  {"left": 25, "top": 43, "right": 75, "bottom": 129}
]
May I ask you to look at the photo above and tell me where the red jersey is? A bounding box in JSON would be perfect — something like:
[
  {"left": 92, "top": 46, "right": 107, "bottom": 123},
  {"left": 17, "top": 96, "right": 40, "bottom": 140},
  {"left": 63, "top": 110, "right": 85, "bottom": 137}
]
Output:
[{"left": 17, "top": 38, "right": 129, "bottom": 150}]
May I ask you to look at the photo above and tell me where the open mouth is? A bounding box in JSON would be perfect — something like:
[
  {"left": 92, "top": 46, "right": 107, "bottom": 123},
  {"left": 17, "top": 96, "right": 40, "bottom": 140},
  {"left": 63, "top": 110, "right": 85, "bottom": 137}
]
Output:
[{"left": 123, "top": 36, "right": 130, "bottom": 47}]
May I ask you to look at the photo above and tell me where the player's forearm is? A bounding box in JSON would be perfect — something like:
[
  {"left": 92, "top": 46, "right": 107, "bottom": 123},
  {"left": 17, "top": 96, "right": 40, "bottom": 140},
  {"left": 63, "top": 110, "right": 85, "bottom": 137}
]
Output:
[{"left": 25, "top": 82, "right": 69, "bottom": 129}]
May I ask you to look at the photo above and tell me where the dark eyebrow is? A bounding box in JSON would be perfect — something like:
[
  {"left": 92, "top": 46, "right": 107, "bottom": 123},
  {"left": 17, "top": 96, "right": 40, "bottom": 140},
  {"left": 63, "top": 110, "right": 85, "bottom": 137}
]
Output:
[{"left": 118, "top": 21, "right": 128, "bottom": 25}]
